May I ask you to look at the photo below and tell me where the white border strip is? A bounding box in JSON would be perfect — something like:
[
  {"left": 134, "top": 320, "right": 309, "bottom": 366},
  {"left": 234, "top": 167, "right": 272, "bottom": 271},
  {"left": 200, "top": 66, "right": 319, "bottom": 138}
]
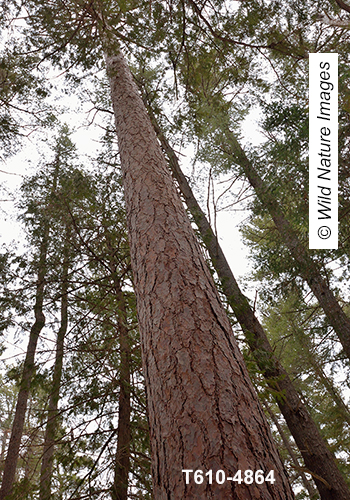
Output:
[{"left": 309, "top": 53, "right": 338, "bottom": 249}]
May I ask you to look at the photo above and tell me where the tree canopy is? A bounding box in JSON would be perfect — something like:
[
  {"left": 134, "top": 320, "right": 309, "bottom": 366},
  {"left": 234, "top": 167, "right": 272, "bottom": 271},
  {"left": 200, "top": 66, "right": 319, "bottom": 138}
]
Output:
[{"left": 0, "top": 0, "right": 350, "bottom": 499}]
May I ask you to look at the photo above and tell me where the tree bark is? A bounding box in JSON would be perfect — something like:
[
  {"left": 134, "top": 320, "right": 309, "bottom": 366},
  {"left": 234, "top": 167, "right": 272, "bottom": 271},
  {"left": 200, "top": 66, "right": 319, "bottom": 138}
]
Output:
[
  {"left": 105, "top": 46, "right": 294, "bottom": 499},
  {"left": 39, "top": 232, "right": 69, "bottom": 500},
  {"left": 145, "top": 112, "right": 350, "bottom": 500},
  {"left": 225, "top": 131, "right": 350, "bottom": 361},
  {"left": 0, "top": 231, "right": 48, "bottom": 500}
]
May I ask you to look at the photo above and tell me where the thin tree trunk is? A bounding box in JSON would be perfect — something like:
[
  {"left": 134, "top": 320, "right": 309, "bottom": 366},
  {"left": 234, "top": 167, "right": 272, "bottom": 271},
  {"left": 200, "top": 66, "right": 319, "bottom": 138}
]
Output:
[
  {"left": 225, "top": 131, "right": 350, "bottom": 361},
  {"left": 262, "top": 401, "right": 319, "bottom": 500},
  {"left": 292, "top": 321, "right": 350, "bottom": 426},
  {"left": 145, "top": 112, "right": 350, "bottom": 500},
  {"left": 0, "top": 430, "right": 9, "bottom": 465},
  {"left": 105, "top": 45, "right": 294, "bottom": 499},
  {"left": 23, "top": 397, "right": 38, "bottom": 482},
  {"left": 313, "top": 363, "right": 350, "bottom": 425},
  {"left": 39, "top": 233, "right": 69, "bottom": 500},
  {"left": 0, "top": 231, "right": 48, "bottom": 500},
  {"left": 0, "top": 398, "right": 16, "bottom": 483},
  {"left": 0, "top": 429, "right": 10, "bottom": 481},
  {"left": 102, "top": 225, "right": 132, "bottom": 500},
  {"left": 111, "top": 275, "right": 131, "bottom": 500}
]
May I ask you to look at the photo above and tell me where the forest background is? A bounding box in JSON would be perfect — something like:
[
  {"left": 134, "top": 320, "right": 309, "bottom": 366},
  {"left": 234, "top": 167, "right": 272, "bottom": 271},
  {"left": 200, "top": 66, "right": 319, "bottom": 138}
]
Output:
[{"left": 0, "top": 0, "right": 350, "bottom": 499}]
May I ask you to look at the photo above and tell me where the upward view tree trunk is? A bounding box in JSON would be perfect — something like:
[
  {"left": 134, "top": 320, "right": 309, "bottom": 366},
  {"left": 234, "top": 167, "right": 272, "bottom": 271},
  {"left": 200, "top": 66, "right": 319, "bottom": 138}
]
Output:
[
  {"left": 0, "top": 388, "right": 16, "bottom": 485},
  {"left": 106, "top": 228, "right": 131, "bottom": 500},
  {"left": 146, "top": 111, "right": 350, "bottom": 500},
  {"left": 111, "top": 279, "right": 131, "bottom": 500},
  {"left": 0, "top": 229, "right": 49, "bottom": 500},
  {"left": 104, "top": 44, "right": 294, "bottom": 499},
  {"left": 292, "top": 322, "right": 350, "bottom": 427},
  {"left": 0, "top": 430, "right": 10, "bottom": 478},
  {"left": 225, "top": 131, "right": 350, "bottom": 361},
  {"left": 39, "top": 230, "right": 70, "bottom": 500},
  {"left": 261, "top": 401, "right": 318, "bottom": 500}
]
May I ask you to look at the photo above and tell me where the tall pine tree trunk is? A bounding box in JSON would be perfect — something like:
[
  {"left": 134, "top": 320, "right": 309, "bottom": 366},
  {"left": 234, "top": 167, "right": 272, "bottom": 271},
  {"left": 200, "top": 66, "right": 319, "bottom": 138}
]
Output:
[
  {"left": 226, "top": 131, "right": 350, "bottom": 361},
  {"left": 146, "top": 112, "right": 350, "bottom": 500},
  {"left": 39, "top": 232, "right": 69, "bottom": 500},
  {"left": 105, "top": 45, "right": 294, "bottom": 499},
  {"left": 0, "top": 230, "right": 48, "bottom": 500}
]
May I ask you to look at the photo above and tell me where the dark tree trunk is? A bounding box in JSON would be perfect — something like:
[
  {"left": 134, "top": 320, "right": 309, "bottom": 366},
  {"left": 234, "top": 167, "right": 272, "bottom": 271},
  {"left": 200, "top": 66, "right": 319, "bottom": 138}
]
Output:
[
  {"left": 262, "top": 401, "right": 319, "bottom": 500},
  {"left": 105, "top": 45, "right": 294, "bottom": 499},
  {"left": 146, "top": 113, "right": 350, "bottom": 500},
  {"left": 0, "top": 429, "right": 10, "bottom": 474},
  {"left": 111, "top": 278, "right": 131, "bottom": 500},
  {"left": 106, "top": 230, "right": 131, "bottom": 500},
  {"left": 39, "top": 233, "right": 69, "bottom": 500},
  {"left": 226, "top": 131, "right": 350, "bottom": 361},
  {"left": 0, "top": 231, "right": 48, "bottom": 500},
  {"left": 292, "top": 322, "right": 350, "bottom": 426}
]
